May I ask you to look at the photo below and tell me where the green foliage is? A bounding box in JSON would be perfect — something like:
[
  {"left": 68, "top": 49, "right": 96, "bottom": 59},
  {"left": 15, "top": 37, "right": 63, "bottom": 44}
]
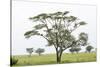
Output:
[
  {"left": 34, "top": 24, "right": 46, "bottom": 29},
  {"left": 24, "top": 30, "right": 40, "bottom": 38},
  {"left": 63, "top": 11, "right": 69, "bottom": 15},
  {"left": 67, "top": 16, "right": 77, "bottom": 22},
  {"left": 10, "top": 57, "right": 18, "bottom": 66},
  {"left": 78, "top": 32, "right": 88, "bottom": 46},
  {"left": 79, "top": 21, "right": 87, "bottom": 25},
  {"left": 25, "top": 11, "right": 87, "bottom": 48},
  {"left": 25, "top": 12, "right": 87, "bottom": 40}
]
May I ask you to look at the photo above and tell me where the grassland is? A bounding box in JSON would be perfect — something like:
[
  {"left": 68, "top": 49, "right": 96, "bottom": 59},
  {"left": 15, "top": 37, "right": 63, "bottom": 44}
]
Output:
[{"left": 12, "top": 52, "right": 96, "bottom": 66}]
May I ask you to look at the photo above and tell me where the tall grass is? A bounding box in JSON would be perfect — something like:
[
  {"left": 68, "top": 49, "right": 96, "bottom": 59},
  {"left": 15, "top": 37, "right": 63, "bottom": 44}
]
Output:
[{"left": 11, "top": 53, "right": 96, "bottom": 66}]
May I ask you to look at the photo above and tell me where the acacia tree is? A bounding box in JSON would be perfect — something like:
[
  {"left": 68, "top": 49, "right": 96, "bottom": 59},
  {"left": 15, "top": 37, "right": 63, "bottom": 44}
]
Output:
[
  {"left": 86, "top": 45, "right": 93, "bottom": 53},
  {"left": 24, "top": 11, "right": 88, "bottom": 63},
  {"left": 69, "top": 48, "right": 75, "bottom": 54},
  {"left": 69, "top": 47, "right": 81, "bottom": 54},
  {"left": 35, "top": 48, "right": 45, "bottom": 56},
  {"left": 74, "top": 47, "right": 81, "bottom": 53},
  {"left": 26, "top": 48, "right": 34, "bottom": 57}
]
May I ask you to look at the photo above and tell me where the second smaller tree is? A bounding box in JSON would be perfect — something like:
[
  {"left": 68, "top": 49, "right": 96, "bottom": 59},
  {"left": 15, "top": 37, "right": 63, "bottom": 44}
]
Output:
[
  {"left": 69, "top": 48, "right": 75, "bottom": 54},
  {"left": 75, "top": 47, "right": 81, "bottom": 53},
  {"left": 86, "top": 45, "right": 93, "bottom": 53},
  {"left": 69, "top": 47, "right": 81, "bottom": 54},
  {"left": 26, "top": 48, "right": 34, "bottom": 57},
  {"left": 35, "top": 48, "right": 45, "bottom": 56}
]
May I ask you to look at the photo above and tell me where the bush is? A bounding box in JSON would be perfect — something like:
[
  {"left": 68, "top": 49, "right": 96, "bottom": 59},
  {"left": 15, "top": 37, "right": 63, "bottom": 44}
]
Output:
[{"left": 10, "top": 57, "right": 18, "bottom": 65}]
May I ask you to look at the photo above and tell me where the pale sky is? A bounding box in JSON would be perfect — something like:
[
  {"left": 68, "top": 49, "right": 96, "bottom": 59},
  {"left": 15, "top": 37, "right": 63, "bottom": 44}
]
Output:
[{"left": 12, "top": 0, "right": 97, "bottom": 55}]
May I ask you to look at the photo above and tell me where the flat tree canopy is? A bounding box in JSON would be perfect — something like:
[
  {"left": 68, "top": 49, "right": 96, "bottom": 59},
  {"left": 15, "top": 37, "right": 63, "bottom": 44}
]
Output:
[
  {"left": 86, "top": 45, "right": 94, "bottom": 53},
  {"left": 26, "top": 48, "right": 34, "bottom": 56},
  {"left": 35, "top": 48, "right": 45, "bottom": 56}
]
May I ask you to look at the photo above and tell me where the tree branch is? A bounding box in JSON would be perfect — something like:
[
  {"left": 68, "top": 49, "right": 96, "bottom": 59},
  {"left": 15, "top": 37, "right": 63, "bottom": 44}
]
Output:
[{"left": 70, "top": 25, "right": 80, "bottom": 33}]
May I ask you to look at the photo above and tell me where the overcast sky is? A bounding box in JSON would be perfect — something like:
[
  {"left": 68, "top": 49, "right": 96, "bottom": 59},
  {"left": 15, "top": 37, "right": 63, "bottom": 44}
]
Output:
[{"left": 12, "top": 0, "right": 97, "bottom": 55}]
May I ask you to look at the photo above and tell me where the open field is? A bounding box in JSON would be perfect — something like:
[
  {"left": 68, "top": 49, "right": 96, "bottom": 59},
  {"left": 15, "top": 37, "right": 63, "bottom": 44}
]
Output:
[{"left": 11, "top": 52, "right": 96, "bottom": 66}]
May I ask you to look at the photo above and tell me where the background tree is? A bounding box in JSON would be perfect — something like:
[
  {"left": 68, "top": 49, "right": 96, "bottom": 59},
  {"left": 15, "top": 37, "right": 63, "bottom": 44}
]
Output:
[
  {"left": 69, "top": 47, "right": 81, "bottom": 54},
  {"left": 24, "top": 11, "right": 88, "bottom": 63},
  {"left": 74, "top": 47, "right": 81, "bottom": 53},
  {"left": 69, "top": 47, "right": 75, "bottom": 53},
  {"left": 86, "top": 45, "right": 93, "bottom": 53},
  {"left": 26, "top": 48, "right": 34, "bottom": 57},
  {"left": 35, "top": 48, "right": 45, "bottom": 56},
  {"left": 69, "top": 48, "right": 75, "bottom": 54}
]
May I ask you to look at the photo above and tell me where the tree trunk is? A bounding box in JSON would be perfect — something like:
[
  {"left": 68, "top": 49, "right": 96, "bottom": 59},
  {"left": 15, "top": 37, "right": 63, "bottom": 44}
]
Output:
[
  {"left": 56, "top": 52, "right": 59, "bottom": 63},
  {"left": 56, "top": 49, "right": 63, "bottom": 64},
  {"left": 39, "top": 53, "right": 41, "bottom": 56},
  {"left": 59, "top": 51, "right": 62, "bottom": 63}
]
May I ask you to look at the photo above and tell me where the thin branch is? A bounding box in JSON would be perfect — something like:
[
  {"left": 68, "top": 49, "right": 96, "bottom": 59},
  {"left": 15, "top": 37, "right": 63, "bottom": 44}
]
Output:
[
  {"left": 40, "top": 19, "right": 56, "bottom": 46},
  {"left": 41, "top": 35, "right": 49, "bottom": 41}
]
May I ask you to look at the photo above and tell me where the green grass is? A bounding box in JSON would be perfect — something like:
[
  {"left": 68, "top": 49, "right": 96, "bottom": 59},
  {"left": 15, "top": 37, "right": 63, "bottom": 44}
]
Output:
[{"left": 11, "top": 52, "right": 96, "bottom": 66}]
